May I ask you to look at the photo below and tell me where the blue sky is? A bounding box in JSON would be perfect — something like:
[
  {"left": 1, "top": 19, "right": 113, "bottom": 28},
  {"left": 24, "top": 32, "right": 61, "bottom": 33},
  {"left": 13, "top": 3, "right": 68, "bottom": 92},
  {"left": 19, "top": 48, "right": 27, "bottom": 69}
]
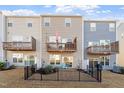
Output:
[{"left": 0, "top": 5, "right": 124, "bottom": 19}]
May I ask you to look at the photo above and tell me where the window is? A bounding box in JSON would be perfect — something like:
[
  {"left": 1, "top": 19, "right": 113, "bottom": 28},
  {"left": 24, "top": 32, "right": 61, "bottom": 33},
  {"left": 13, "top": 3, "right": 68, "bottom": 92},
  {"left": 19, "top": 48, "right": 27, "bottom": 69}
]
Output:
[
  {"left": 8, "top": 23, "right": 13, "bottom": 27},
  {"left": 109, "top": 23, "right": 115, "bottom": 32},
  {"left": 100, "top": 40, "right": 110, "bottom": 45},
  {"left": 12, "top": 53, "right": 23, "bottom": 63},
  {"left": 65, "top": 18, "right": 71, "bottom": 27},
  {"left": 44, "top": 17, "right": 50, "bottom": 27},
  {"left": 49, "top": 55, "right": 61, "bottom": 65},
  {"left": 88, "top": 41, "right": 99, "bottom": 46},
  {"left": 49, "top": 36, "right": 61, "bottom": 43},
  {"left": 90, "top": 23, "right": 96, "bottom": 31},
  {"left": 100, "top": 56, "right": 110, "bottom": 66},
  {"left": 27, "top": 23, "right": 32, "bottom": 27},
  {"left": 12, "top": 36, "right": 23, "bottom": 42},
  {"left": 121, "top": 33, "right": 124, "bottom": 38}
]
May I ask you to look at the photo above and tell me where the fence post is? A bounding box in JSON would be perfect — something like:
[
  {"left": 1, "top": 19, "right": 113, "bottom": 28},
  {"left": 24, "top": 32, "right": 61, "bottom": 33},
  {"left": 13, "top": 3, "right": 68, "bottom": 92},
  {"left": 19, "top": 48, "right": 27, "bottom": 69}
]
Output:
[
  {"left": 96, "top": 64, "right": 102, "bottom": 83},
  {"left": 91, "top": 66, "right": 93, "bottom": 77},
  {"left": 27, "top": 66, "right": 29, "bottom": 79},
  {"left": 97, "top": 67, "right": 99, "bottom": 82},
  {"left": 41, "top": 73, "right": 42, "bottom": 80},
  {"left": 79, "top": 69, "right": 80, "bottom": 81},
  {"left": 24, "top": 66, "right": 27, "bottom": 80},
  {"left": 99, "top": 69, "right": 102, "bottom": 82},
  {"left": 57, "top": 69, "right": 59, "bottom": 81}
]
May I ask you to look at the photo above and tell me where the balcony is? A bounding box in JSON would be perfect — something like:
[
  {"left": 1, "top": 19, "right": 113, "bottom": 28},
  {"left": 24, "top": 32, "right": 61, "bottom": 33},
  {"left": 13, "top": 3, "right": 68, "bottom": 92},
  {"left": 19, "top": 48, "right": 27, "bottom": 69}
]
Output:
[
  {"left": 87, "top": 41, "right": 119, "bottom": 56},
  {"left": 3, "top": 37, "right": 36, "bottom": 51},
  {"left": 47, "top": 38, "right": 77, "bottom": 52}
]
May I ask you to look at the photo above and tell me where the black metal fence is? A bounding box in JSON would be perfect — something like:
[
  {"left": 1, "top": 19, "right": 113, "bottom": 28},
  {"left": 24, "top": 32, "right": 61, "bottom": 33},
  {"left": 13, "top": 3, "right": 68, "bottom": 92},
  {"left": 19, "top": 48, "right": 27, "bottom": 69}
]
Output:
[
  {"left": 24, "top": 64, "right": 37, "bottom": 80},
  {"left": 87, "top": 64, "right": 102, "bottom": 82},
  {"left": 24, "top": 64, "right": 102, "bottom": 82}
]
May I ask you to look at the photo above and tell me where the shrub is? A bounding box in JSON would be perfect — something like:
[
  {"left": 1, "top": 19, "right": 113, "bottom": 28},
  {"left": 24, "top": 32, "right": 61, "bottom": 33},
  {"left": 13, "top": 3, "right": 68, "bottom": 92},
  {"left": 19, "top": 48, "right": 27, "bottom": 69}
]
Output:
[
  {"left": 44, "top": 65, "right": 53, "bottom": 74},
  {"left": 120, "top": 67, "right": 124, "bottom": 74},
  {"left": 0, "top": 62, "right": 5, "bottom": 70},
  {"left": 53, "top": 67, "right": 59, "bottom": 72},
  {"left": 9, "top": 65, "right": 16, "bottom": 69},
  {"left": 37, "top": 65, "right": 59, "bottom": 74}
]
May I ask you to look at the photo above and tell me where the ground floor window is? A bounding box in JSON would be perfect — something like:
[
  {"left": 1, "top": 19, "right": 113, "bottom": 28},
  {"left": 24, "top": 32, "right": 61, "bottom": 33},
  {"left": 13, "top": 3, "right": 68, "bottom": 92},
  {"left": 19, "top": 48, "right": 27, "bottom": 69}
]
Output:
[
  {"left": 24, "top": 55, "right": 35, "bottom": 66},
  {"left": 12, "top": 53, "right": 23, "bottom": 63},
  {"left": 100, "top": 56, "right": 110, "bottom": 66},
  {"left": 49, "top": 55, "right": 61, "bottom": 65},
  {"left": 49, "top": 54, "right": 73, "bottom": 68},
  {"left": 62, "top": 56, "right": 73, "bottom": 67}
]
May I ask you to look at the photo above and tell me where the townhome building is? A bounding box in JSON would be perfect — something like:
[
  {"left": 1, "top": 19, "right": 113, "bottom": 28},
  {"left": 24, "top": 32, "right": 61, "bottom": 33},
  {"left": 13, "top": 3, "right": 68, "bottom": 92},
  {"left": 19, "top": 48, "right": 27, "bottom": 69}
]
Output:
[
  {"left": 116, "top": 21, "right": 124, "bottom": 67},
  {"left": 0, "top": 12, "right": 120, "bottom": 70},
  {"left": 0, "top": 12, "right": 5, "bottom": 61},
  {"left": 84, "top": 20, "right": 117, "bottom": 70},
  {"left": 1, "top": 13, "right": 83, "bottom": 68}
]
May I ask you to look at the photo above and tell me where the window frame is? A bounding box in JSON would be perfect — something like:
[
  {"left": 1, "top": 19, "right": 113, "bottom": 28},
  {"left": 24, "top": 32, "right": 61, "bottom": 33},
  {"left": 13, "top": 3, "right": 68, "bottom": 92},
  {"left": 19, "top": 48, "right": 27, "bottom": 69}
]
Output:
[
  {"left": 109, "top": 23, "right": 115, "bottom": 32},
  {"left": 27, "top": 23, "right": 32, "bottom": 28},
  {"left": 90, "top": 23, "right": 96, "bottom": 32},
  {"left": 8, "top": 23, "right": 13, "bottom": 27},
  {"left": 12, "top": 53, "right": 23, "bottom": 63},
  {"left": 43, "top": 17, "right": 50, "bottom": 27},
  {"left": 65, "top": 18, "right": 71, "bottom": 27}
]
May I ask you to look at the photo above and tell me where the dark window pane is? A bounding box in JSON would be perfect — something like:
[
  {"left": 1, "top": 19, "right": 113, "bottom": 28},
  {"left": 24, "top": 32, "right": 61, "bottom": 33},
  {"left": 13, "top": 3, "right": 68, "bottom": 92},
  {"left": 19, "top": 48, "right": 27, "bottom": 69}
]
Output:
[{"left": 13, "top": 57, "right": 17, "bottom": 63}]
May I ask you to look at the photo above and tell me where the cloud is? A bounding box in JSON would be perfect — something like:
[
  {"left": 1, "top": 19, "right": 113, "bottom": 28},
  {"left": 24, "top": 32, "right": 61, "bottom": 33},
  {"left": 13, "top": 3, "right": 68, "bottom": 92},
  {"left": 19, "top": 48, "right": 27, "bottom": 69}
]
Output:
[
  {"left": 96, "top": 10, "right": 112, "bottom": 14},
  {"left": 2, "top": 9, "right": 40, "bottom": 16},
  {"left": 55, "top": 5, "right": 73, "bottom": 13},
  {"left": 55, "top": 5, "right": 100, "bottom": 14},
  {"left": 44, "top": 5, "right": 52, "bottom": 8}
]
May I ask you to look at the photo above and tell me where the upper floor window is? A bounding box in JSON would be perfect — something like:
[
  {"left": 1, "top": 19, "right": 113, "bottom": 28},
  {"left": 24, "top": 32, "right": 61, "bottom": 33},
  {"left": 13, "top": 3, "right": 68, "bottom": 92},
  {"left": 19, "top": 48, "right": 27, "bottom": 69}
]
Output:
[
  {"left": 8, "top": 23, "right": 13, "bottom": 27},
  {"left": 109, "top": 23, "right": 115, "bottom": 32},
  {"left": 100, "top": 40, "right": 110, "bottom": 45},
  {"left": 88, "top": 41, "right": 99, "bottom": 47},
  {"left": 48, "top": 36, "right": 61, "bottom": 43},
  {"left": 27, "top": 23, "right": 32, "bottom": 27},
  {"left": 44, "top": 17, "right": 50, "bottom": 27},
  {"left": 65, "top": 18, "right": 71, "bottom": 27},
  {"left": 12, "top": 36, "right": 23, "bottom": 42},
  {"left": 90, "top": 23, "right": 96, "bottom": 31}
]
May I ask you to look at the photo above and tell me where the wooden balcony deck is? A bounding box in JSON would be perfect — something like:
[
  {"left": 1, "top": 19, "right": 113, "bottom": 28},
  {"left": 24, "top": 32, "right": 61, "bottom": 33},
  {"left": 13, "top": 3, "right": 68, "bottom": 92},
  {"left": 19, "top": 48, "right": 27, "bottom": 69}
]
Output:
[
  {"left": 87, "top": 41, "right": 119, "bottom": 56},
  {"left": 47, "top": 38, "right": 77, "bottom": 53},
  {"left": 3, "top": 37, "right": 36, "bottom": 51}
]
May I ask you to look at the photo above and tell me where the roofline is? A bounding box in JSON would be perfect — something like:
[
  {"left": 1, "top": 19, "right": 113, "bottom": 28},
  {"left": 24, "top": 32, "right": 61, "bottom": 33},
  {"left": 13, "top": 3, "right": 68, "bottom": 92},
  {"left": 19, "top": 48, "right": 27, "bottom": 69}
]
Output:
[
  {"left": 40, "top": 14, "right": 82, "bottom": 17},
  {"left": 84, "top": 19, "right": 118, "bottom": 22},
  {"left": 5, "top": 14, "right": 82, "bottom": 18},
  {"left": 5, "top": 15, "right": 40, "bottom": 18}
]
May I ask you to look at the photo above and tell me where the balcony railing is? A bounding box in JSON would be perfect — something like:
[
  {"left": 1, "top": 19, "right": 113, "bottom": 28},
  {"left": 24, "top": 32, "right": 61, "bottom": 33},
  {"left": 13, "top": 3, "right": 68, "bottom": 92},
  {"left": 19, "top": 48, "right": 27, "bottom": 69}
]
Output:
[
  {"left": 47, "top": 38, "right": 77, "bottom": 52},
  {"left": 3, "top": 37, "right": 36, "bottom": 51},
  {"left": 87, "top": 41, "right": 119, "bottom": 55}
]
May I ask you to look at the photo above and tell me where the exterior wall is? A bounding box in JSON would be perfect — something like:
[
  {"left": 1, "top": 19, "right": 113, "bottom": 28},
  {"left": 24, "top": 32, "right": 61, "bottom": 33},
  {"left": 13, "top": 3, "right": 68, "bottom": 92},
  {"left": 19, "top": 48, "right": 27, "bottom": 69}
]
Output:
[
  {"left": 5, "top": 16, "right": 41, "bottom": 67},
  {"left": 84, "top": 20, "right": 116, "bottom": 69},
  {"left": 4, "top": 15, "right": 83, "bottom": 68},
  {"left": 41, "top": 16, "right": 83, "bottom": 68},
  {"left": 0, "top": 12, "right": 5, "bottom": 61},
  {"left": 116, "top": 22, "right": 124, "bottom": 66}
]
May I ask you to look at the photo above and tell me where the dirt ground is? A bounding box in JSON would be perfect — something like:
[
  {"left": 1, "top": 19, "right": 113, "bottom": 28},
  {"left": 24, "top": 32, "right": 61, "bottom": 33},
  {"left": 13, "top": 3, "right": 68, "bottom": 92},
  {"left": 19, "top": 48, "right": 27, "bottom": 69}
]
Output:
[{"left": 0, "top": 68, "right": 124, "bottom": 88}]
